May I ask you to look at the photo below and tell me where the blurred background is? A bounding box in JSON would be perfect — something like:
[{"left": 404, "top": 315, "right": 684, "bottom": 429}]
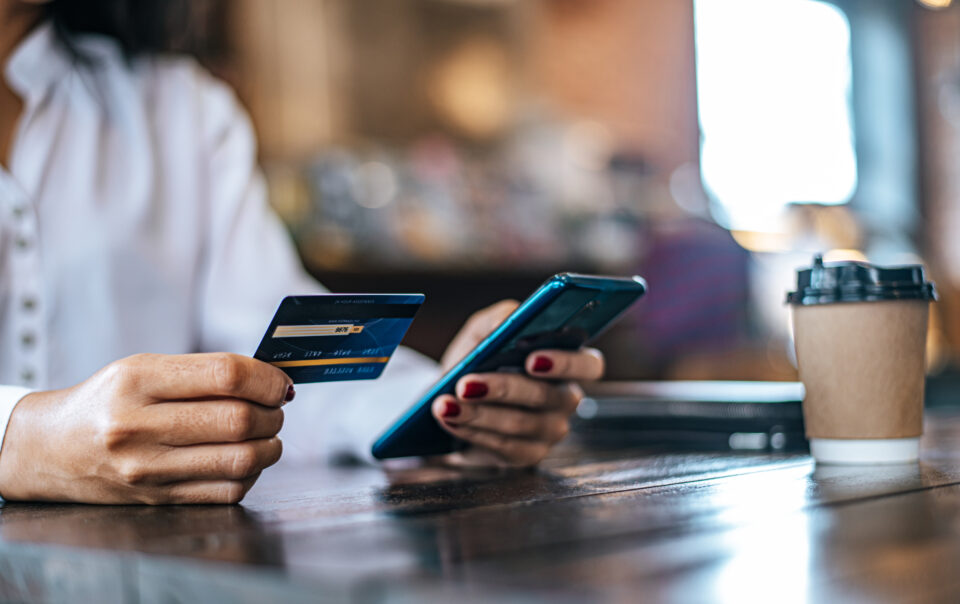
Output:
[{"left": 181, "top": 0, "right": 960, "bottom": 382}]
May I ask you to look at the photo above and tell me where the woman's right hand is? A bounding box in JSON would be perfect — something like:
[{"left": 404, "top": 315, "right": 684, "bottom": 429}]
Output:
[{"left": 0, "top": 353, "right": 293, "bottom": 504}]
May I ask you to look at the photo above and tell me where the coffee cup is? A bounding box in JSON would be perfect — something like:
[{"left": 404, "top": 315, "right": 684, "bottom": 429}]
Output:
[{"left": 786, "top": 255, "right": 937, "bottom": 464}]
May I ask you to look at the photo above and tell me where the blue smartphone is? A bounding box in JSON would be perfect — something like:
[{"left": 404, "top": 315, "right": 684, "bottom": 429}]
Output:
[{"left": 371, "top": 273, "right": 647, "bottom": 459}]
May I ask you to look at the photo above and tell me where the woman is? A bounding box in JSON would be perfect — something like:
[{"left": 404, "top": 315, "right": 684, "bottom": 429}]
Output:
[{"left": 0, "top": 1, "right": 604, "bottom": 503}]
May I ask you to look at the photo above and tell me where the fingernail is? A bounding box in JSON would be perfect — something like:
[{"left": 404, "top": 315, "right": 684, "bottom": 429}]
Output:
[
  {"left": 462, "top": 382, "right": 488, "bottom": 399},
  {"left": 442, "top": 401, "right": 461, "bottom": 418},
  {"left": 284, "top": 384, "right": 296, "bottom": 402},
  {"left": 532, "top": 356, "right": 554, "bottom": 373}
]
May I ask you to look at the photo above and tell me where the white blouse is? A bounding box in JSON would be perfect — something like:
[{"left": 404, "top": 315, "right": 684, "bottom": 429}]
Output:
[{"left": 0, "top": 23, "right": 439, "bottom": 462}]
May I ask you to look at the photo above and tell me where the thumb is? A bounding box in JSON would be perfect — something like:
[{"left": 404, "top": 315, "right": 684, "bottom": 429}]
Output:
[{"left": 440, "top": 300, "right": 520, "bottom": 371}]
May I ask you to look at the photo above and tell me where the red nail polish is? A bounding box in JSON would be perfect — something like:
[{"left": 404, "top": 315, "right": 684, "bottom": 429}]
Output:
[
  {"left": 462, "top": 382, "right": 488, "bottom": 399},
  {"left": 532, "top": 356, "right": 554, "bottom": 372},
  {"left": 442, "top": 401, "right": 461, "bottom": 418},
  {"left": 285, "top": 384, "right": 296, "bottom": 402}
]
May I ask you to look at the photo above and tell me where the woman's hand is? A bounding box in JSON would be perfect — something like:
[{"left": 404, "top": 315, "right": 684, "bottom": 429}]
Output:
[
  {"left": 0, "top": 353, "right": 294, "bottom": 504},
  {"left": 432, "top": 301, "right": 604, "bottom": 467}
]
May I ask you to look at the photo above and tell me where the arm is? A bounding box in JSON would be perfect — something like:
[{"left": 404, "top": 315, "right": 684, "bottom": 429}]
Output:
[
  {"left": 191, "top": 69, "right": 596, "bottom": 468},
  {"left": 193, "top": 71, "right": 439, "bottom": 464}
]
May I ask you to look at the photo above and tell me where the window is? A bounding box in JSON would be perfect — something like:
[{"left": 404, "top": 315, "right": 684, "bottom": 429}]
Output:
[{"left": 694, "top": 0, "right": 858, "bottom": 231}]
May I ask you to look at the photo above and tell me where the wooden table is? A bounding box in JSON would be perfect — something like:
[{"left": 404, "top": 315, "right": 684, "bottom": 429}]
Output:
[{"left": 3, "top": 410, "right": 960, "bottom": 603}]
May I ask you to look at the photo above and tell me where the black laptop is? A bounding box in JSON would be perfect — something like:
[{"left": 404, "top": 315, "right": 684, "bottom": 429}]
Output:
[{"left": 573, "top": 381, "right": 807, "bottom": 452}]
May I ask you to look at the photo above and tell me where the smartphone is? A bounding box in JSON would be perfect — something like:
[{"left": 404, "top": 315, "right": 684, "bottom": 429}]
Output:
[{"left": 371, "top": 273, "right": 647, "bottom": 459}]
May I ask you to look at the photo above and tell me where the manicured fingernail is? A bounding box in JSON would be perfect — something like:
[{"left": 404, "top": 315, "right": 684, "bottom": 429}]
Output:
[
  {"left": 462, "top": 382, "right": 488, "bottom": 399},
  {"left": 285, "top": 384, "right": 296, "bottom": 402},
  {"left": 442, "top": 401, "right": 461, "bottom": 418},
  {"left": 532, "top": 356, "right": 554, "bottom": 373}
]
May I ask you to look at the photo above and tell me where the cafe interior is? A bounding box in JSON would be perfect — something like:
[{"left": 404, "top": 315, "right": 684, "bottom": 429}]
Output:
[
  {"left": 14, "top": 0, "right": 960, "bottom": 601},
  {"left": 178, "top": 0, "right": 960, "bottom": 387}
]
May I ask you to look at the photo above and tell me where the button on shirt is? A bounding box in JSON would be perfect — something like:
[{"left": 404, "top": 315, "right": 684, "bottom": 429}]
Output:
[{"left": 0, "top": 23, "right": 439, "bottom": 462}]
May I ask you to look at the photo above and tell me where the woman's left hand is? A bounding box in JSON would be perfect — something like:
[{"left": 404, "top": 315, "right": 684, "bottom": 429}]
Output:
[{"left": 432, "top": 301, "right": 605, "bottom": 467}]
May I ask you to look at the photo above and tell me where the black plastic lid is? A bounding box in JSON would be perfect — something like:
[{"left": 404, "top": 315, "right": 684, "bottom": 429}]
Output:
[{"left": 786, "top": 255, "right": 937, "bottom": 306}]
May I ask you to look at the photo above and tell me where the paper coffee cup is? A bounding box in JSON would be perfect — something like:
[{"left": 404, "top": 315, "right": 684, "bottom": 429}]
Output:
[{"left": 787, "top": 255, "right": 937, "bottom": 465}]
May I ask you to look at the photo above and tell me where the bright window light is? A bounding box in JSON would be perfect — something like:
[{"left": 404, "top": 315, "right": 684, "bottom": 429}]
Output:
[{"left": 694, "top": 0, "right": 858, "bottom": 231}]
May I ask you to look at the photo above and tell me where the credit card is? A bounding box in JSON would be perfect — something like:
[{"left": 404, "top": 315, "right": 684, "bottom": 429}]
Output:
[{"left": 253, "top": 294, "right": 424, "bottom": 383}]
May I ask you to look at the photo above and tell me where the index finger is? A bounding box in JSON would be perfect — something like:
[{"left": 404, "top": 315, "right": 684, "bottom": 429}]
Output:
[{"left": 112, "top": 353, "right": 293, "bottom": 408}]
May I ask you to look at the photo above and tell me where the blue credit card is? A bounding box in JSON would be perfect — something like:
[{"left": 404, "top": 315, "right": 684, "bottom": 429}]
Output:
[{"left": 253, "top": 294, "right": 424, "bottom": 383}]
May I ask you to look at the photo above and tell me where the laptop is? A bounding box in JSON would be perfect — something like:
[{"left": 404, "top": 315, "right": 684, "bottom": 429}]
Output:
[{"left": 574, "top": 381, "right": 807, "bottom": 452}]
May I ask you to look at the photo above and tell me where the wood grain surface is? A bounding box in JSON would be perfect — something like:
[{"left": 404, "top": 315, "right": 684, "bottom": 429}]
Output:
[{"left": 2, "top": 409, "right": 960, "bottom": 602}]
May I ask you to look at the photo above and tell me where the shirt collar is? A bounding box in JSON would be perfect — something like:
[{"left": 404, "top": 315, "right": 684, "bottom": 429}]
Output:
[
  {"left": 4, "top": 21, "right": 71, "bottom": 106},
  {"left": 4, "top": 21, "right": 125, "bottom": 107}
]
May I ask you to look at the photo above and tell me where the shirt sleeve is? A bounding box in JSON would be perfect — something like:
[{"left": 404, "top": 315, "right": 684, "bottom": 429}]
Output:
[{"left": 194, "top": 70, "right": 440, "bottom": 463}]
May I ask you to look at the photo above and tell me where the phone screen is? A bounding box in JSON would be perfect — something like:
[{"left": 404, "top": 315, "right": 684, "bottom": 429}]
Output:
[{"left": 473, "top": 289, "right": 640, "bottom": 373}]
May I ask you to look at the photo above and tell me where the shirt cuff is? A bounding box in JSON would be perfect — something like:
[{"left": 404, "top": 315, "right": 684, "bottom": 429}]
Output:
[{"left": 0, "top": 386, "right": 32, "bottom": 502}]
